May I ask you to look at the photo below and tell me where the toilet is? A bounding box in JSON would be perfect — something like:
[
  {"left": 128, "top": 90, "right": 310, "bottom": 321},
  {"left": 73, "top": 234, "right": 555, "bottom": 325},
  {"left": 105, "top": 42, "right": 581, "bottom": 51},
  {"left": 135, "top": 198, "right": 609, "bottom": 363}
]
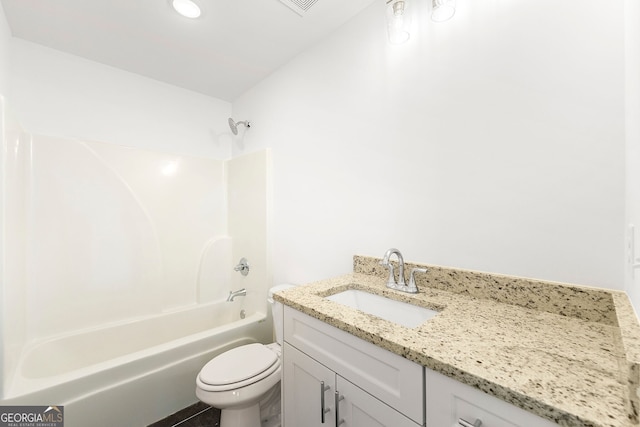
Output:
[{"left": 196, "top": 284, "right": 295, "bottom": 427}]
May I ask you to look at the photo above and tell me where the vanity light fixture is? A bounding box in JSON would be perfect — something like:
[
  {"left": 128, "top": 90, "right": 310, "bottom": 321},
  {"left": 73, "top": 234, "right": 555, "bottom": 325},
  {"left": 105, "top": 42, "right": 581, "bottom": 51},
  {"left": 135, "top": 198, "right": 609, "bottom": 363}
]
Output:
[
  {"left": 385, "top": 0, "right": 412, "bottom": 44},
  {"left": 431, "top": 0, "right": 456, "bottom": 22},
  {"left": 172, "top": 0, "right": 201, "bottom": 18}
]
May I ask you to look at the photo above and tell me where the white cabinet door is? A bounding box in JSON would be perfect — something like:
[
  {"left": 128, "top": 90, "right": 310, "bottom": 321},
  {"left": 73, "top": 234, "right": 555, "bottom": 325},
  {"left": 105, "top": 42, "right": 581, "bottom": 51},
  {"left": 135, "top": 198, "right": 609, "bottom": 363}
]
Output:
[
  {"left": 283, "top": 343, "right": 336, "bottom": 427},
  {"left": 426, "top": 369, "right": 558, "bottom": 427},
  {"left": 284, "top": 306, "right": 424, "bottom": 424},
  {"left": 336, "top": 376, "right": 421, "bottom": 427},
  {"left": 284, "top": 342, "right": 422, "bottom": 427}
]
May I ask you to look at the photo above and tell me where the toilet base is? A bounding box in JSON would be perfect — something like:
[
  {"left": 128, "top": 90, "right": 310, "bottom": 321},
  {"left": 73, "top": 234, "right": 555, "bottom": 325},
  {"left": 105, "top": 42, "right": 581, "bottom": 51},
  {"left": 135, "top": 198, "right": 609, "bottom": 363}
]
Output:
[
  {"left": 216, "top": 384, "right": 280, "bottom": 427},
  {"left": 259, "top": 384, "right": 281, "bottom": 426},
  {"left": 220, "top": 403, "right": 261, "bottom": 427}
]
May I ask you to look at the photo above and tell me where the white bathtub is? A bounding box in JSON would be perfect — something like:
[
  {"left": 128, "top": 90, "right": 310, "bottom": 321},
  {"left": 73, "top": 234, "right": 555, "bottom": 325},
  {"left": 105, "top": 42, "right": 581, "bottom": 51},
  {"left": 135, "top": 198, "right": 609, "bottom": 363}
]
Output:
[{"left": 0, "top": 300, "right": 272, "bottom": 427}]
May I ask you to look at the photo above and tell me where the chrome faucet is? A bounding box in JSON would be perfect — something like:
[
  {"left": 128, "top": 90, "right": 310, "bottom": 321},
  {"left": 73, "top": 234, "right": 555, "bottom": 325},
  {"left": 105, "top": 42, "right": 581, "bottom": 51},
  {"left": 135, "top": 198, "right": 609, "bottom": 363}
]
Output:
[
  {"left": 227, "top": 288, "right": 247, "bottom": 302},
  {"left": 379, "top": 248, "right": 427, "bottom": 294}
]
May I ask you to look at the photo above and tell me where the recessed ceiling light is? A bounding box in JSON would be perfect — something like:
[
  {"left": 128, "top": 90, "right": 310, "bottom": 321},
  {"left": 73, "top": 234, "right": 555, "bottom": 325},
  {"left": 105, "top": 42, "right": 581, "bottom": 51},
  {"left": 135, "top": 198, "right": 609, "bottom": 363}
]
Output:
[{"left": 172, "top": 0, "right": 201, "bottom": 18}]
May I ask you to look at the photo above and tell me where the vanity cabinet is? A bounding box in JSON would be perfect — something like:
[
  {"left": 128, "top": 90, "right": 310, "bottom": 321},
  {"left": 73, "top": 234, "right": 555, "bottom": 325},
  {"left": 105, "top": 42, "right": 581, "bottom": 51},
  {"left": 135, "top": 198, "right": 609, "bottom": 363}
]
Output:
[
  {"left": 282, "top": 306, "right": 423, "bottom": 427},
  {"left": 425, "top": 369, "right": 558, "bottom": 427},
  {"left": 281, "top": 305, "right": 559, "bottom": 427}
]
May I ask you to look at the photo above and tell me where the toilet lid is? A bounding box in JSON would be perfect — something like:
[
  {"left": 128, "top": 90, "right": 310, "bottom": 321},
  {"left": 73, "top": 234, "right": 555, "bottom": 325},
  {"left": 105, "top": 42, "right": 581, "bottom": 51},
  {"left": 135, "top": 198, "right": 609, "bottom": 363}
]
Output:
[{"left": 199, "top": 343, "right": 278, "bottom": 386}]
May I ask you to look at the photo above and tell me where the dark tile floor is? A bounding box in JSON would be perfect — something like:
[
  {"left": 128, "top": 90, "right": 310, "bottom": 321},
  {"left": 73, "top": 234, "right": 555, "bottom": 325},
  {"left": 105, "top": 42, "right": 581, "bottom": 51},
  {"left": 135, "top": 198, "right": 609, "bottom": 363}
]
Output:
[{"left": 148, "top": 402, "right": 221, "bottom": 427}]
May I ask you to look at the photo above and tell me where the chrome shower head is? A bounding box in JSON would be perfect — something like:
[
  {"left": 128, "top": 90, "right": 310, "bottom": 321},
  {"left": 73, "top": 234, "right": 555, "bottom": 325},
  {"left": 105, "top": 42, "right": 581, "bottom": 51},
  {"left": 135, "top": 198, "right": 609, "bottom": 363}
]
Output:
[{"left": 228, "top": 118, "right": 251, "bottom": 135}]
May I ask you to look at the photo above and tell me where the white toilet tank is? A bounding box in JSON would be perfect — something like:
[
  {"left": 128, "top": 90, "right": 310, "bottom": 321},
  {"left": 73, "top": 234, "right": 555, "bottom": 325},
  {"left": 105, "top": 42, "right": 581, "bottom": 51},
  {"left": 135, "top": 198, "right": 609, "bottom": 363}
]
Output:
[{"left": 267, "top": 284, "right": 296, "bottom": 346}]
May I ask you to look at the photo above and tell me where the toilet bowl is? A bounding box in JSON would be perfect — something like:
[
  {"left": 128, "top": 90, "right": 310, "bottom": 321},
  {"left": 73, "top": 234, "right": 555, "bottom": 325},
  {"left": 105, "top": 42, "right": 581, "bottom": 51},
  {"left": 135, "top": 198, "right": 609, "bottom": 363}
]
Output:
[{"left": 195, "top": 284, "right": 295, "bottom": 427}]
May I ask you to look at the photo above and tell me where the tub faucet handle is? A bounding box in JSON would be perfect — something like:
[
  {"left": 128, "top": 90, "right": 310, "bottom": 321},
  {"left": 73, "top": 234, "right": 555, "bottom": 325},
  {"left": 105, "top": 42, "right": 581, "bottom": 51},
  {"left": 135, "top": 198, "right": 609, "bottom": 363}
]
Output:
[{"left": 234, "top": 257, "right": 250, "bottom": 276}]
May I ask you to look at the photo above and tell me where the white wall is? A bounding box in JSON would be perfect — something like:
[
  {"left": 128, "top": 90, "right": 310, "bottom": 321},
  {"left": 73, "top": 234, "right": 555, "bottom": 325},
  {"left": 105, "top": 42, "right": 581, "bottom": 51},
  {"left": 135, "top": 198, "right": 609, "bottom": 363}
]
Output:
[
  {"left": 233, "top": 0, "right": 626, "bottom": 289},
  {"left": 8, "top": 39, "right": 233, "bottom": 159},
  {"left": 625, "top": 0, "right": 640, "bottom": 313},
  {"left": 2, "top": 0, "right": 629, "bottom": 293},
  {"left": 0, "top": 2, "right": 10, "bottom": 95},
  {"left": 0, "top": 2, "right": 12, "bottom": 399}
]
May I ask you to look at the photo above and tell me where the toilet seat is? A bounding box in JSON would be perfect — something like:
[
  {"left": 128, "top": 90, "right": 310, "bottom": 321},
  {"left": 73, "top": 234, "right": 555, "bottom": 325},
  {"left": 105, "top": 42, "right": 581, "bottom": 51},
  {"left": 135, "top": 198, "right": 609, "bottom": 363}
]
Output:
[{"left": 197, "top": 343, "right": 280, "bottom": 392}]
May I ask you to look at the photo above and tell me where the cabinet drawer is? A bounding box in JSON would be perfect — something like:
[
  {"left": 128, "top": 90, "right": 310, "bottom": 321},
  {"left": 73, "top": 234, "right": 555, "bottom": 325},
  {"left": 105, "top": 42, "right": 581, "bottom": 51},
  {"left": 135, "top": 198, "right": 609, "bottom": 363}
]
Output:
[
  {"left": 284, "top": 306, "right": 424, "bottom": 424},
  {"left": 425, "top": 369, "right": 557, "bottom": 427}
]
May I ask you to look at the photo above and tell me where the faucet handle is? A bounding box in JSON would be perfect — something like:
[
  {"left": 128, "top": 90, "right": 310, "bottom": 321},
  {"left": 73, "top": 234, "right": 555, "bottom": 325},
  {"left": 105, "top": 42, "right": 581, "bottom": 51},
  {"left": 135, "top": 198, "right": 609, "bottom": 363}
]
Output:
[
  {"left": 234, "top": 257, "right": 250, "bottom": 276},
  {"left": 380, "top": 260, "right": 396, "bottom": 287},
  {"left": 408, "top": 268, "right": 428, "bottom": 291}
]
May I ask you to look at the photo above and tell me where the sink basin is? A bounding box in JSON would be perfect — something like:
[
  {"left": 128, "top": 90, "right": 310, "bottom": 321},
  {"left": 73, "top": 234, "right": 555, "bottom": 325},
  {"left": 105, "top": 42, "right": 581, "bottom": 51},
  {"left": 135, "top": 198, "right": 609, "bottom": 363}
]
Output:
[{"left": 326, "top": 289, "right": 439, "bottom": 328}]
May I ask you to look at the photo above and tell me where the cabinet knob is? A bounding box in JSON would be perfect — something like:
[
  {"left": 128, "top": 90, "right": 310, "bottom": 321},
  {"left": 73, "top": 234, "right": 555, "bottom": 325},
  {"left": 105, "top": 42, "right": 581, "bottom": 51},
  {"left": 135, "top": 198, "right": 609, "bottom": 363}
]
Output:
[{"left": 458, "top": 418, "right": 482, "bottom": 427}]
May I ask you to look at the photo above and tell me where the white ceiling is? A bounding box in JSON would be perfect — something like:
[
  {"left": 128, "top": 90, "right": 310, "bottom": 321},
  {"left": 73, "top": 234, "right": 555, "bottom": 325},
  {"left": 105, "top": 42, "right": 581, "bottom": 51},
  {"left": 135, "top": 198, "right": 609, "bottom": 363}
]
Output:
[{"left": 0, "top": 0, "right": 377, "bottom": 101}]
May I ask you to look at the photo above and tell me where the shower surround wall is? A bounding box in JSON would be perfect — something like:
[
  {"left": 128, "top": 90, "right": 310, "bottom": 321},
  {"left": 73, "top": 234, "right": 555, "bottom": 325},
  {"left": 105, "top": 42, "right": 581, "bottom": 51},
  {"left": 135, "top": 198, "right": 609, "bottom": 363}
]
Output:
[{"left": 0, "top": 99, "right": 272, "bottom": 406}]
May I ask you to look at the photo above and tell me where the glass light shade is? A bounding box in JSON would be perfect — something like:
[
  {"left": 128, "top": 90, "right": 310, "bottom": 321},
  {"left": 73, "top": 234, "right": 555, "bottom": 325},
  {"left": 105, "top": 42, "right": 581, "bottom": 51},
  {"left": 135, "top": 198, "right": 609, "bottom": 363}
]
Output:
[
  {"left": 172, "top": 0, "right": 201, "bottom": 18},
  {"left": 386, "top": 0, "right": 411, "bottom": 44},
  {"left": 431, "top": 0, "right": 456, "bottom": 22}
]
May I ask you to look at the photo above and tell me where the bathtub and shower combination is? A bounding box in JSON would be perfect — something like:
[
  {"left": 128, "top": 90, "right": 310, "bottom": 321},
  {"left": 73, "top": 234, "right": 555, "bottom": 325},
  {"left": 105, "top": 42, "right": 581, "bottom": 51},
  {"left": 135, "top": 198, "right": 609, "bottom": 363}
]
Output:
[
  {"left": 0, "top": 112, "right": 272, "bottom": 426},
  {"left": 3, "top": 301, "right": 271, "bottom": 426}
]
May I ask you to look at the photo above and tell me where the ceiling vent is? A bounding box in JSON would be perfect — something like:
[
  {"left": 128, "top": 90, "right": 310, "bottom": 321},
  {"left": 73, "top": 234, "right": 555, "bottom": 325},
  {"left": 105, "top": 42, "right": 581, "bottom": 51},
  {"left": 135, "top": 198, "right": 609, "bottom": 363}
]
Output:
[{"left": 279, "top": 0, "right": 320, "bottom": 16}]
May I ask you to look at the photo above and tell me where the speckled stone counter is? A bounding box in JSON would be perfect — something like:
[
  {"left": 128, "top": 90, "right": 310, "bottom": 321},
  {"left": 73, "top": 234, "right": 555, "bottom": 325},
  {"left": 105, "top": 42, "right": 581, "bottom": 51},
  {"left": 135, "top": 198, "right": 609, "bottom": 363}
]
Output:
[{"left": 273, "top": 256, "right": 640, "bottom": 427}]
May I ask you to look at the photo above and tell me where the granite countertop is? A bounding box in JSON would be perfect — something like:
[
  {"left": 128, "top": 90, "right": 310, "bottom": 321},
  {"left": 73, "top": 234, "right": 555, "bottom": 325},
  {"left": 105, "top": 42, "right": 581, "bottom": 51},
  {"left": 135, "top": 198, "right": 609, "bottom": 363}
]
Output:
[{"left": 273, "top": 256, "right": 640, "bottom": 427}]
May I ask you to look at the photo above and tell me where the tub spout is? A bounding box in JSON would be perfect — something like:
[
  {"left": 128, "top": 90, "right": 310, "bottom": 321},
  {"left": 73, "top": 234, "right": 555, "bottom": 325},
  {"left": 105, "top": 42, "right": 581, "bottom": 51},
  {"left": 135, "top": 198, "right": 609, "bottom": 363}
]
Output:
[{"left": 227, "top": 288, "right": 247, "bottom": 302}]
